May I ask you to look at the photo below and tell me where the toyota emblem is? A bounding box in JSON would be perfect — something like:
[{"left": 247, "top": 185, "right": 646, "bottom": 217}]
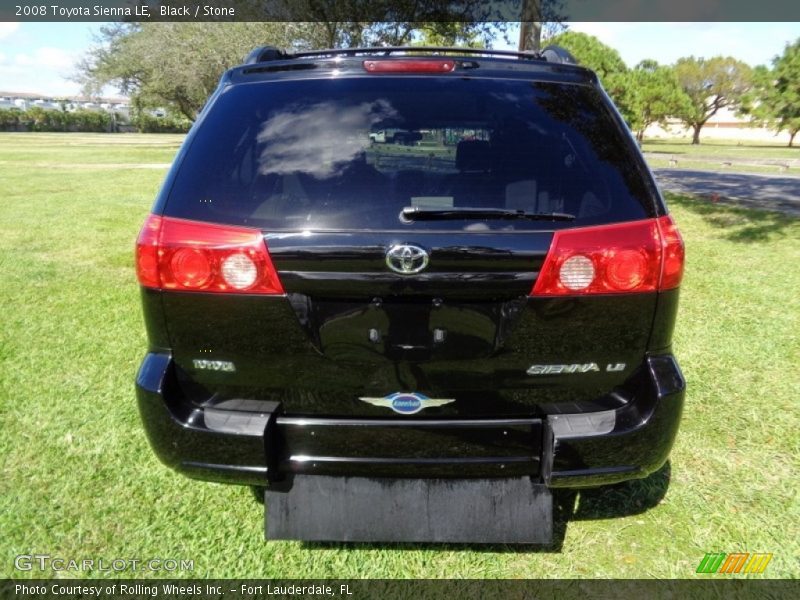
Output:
[{"left": 385, "top": 244, "right": 429, "bottom": 275}]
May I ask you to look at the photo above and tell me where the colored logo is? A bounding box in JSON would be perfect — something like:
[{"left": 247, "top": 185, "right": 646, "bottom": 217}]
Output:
[
  {"left": 696, "top": 553, "right": 772, "bottom": 574},
  {"left": 385, "top": 244, "right": 429, "bottom": 274},
  {"left": 358, "top": 392, "right": 455, "bottom": 415}
]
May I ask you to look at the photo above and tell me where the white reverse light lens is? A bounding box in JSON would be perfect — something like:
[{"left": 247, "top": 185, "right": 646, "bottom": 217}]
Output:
[
  {"left": 559, "top": 254, "right": 595, "bottom": 290},
  {"left": 221, "top": 253, "right": 258, "bottom": 290}
]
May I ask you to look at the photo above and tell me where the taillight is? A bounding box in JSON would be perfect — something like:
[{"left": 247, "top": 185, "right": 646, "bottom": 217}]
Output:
[
  {"left": 657, "top": 214, "right": 685, "bottom": 290},
  {"left": 531, "top": 216, "right": 684, "bottom": 296},
  {"left": 363, "top": 59, "right": 455, "bottom": 74},
  {"left": 135, "top": 214, "right": 162, "bottom": 288},
  {"left": 135, "top": 215, "right": 284, "bottom": 295}
]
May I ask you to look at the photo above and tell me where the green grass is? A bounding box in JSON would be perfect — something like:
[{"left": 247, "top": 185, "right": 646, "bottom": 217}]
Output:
[
  {"left": 646, "top": 158, "right": 798, "bottom": 176},
  {"left": 642, "top": 138, "right": 800, "bottom": 160},
  {"left": 1, "top": 133, "right": 798, "bottom": 579},
  {"left": 0, "top": 132, "right": 182, "bottom": 167},
  {"left": 642, "top": 138, "right": 800, "bottom": 175}
]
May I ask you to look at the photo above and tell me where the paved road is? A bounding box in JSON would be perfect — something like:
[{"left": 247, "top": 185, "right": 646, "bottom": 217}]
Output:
[{"left": 653, "top": 169, "right": 800, "bottom": 217}]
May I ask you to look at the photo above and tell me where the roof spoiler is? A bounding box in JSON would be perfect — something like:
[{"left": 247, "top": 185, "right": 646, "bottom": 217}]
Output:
[{"left": 243, "top": 45, "right": 578, "bottom": 66}]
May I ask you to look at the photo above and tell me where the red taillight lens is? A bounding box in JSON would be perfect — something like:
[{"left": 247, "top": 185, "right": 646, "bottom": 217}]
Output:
[
  {"left": 606, "top": 249, "right": 649, "bottom": 291},
  {"left": 136, "top": 214, "right": 162, "bottom": 288},
  {"left": 531, "top": 217, "right": 684, "bottom": 296},
  {"left": 657, "top": 214, "right": 685, "bottom": 290},
  {"left": 363, "top": 59, "right": 455, "bottom": 74},
  {"left": 169, "top": 248, "right": 212, "bottom": 289},
  {"left": 135, "top": 215, "right": 284, "bottom": 295}
]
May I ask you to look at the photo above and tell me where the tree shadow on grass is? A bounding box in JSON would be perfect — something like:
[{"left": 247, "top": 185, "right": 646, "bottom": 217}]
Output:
[
  {"left": 265, "top": 463, "right": 672, "bottom": 554},
  {"left": 666, "top": 193, "right": 799, "bottom": 243},
  {"left": 646, "top": 139, "right": 794, "bottom": 151}
]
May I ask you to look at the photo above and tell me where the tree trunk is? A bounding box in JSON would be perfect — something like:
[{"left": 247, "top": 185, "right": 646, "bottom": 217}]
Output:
[
  {"left": 518, "top": 0, "right": 542, "bottom": 52},
  {"left": 691, "top": 124, "right": 702, "bottom": 145},
  {"left": 518, "top": 22, "right": 542, "bottom": 52},
  {"left": 789, "top": 130, "right": 797, "bottom": 148},
  {"left": 174, "top": 97, "right": 197, "bottom": 122},
  {"left": 324, "top": 22, "right": 338, "bottom": 48},
  {"left": 636, "top": 130, "right": 644, "bottom": 142}
]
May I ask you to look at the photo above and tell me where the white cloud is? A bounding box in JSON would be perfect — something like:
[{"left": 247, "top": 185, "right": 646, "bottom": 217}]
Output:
[
  {"left": 0, "top": 23, "right": 20, "bottom": 41},
  {"left": 14, "top": 47, "right": 76, "bottom": 69},
  {"left": 0, "top": 47, "right": 82, "bottom": 96},
  {"left": 568, "top": 22, "right": 637, "bottom": 45}
]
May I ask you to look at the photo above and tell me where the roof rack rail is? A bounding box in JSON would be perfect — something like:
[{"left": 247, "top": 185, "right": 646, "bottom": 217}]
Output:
[{"left": 243, "top": 45, "right": 579, "bottom": 66}]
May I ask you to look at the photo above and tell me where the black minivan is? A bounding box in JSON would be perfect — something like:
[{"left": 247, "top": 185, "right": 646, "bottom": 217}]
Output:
[{"left": 135, "top": 47, "right": 685, "bottom": 543}]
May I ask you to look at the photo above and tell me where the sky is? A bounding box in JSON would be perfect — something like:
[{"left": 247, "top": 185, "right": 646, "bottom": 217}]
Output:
[{"left": 0, "top": 21, "right": 799, "bottom": 97}]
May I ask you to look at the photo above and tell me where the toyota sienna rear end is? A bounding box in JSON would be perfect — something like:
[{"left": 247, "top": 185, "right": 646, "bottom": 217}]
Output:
[{"left": 135, "top": 47, "right": 685, "bottom": 543}]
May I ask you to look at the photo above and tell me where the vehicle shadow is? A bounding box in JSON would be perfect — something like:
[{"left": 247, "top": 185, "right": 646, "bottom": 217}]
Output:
[
  {"left": 566, "top": 461, "right": 672, "bottom": 521},
  {"left": 267, "top": 462, "right": 672, "bottom": 554},
  {"left": 666, "top": 192, "right": 799, "bottom": 243}
]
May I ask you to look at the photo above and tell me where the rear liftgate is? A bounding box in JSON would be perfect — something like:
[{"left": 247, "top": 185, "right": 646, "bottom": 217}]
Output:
[{"left": 261, "top": 414, "right": 553, "bottom": 544}]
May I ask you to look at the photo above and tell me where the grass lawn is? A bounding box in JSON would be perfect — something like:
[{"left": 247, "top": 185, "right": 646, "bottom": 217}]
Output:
[
  {"left": 643, "top": 138, "right": 800, "bottom": 175},
  {"left": 646, "top": 158, "right": 800, "bottom": 176},
  {"left": 1, "top": 133, "right": 798, "bottom": 579},
  {"left": 642, "top": 138, "right": 800, "bottom": 160}
]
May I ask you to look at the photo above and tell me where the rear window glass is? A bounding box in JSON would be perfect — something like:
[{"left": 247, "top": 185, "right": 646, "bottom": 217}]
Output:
[{"left": 164, "top": 77, "right": 655, "bottom": 231}]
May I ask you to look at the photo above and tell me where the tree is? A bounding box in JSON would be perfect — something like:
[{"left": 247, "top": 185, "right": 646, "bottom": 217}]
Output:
[
  {"left": 284, "top": 0, "right": 508, "bottom": 47},
  {"left": 76, "top": 22, "right": 305, "bottom": 120},
  {"left": 413, "top": 23, "right": 486, "bottom": 48},
  {"left": 741, "top": 41, "right": 800, "bottom": 147},
  {"left": 544, "top": 31, "right": 627, "bottom": 79},
  {"left": 297, "top": 21, "right": 504, "bottom": 49},
  {"left": 673, "top": 56, "right": 753, "bottom": 144},
  {"left": 607, "top": 60, "right": 692, "bottom": 141}
]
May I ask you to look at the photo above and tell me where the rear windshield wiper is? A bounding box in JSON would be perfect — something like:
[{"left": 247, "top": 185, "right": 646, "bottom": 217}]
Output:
[{"left": 401, "top": 207, "right": 575, "bottom": 222}]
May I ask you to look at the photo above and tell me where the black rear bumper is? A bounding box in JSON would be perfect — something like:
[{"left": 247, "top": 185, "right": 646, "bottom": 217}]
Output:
[{"left": 135, "top": 353, "right": 684, "bottom": 488}]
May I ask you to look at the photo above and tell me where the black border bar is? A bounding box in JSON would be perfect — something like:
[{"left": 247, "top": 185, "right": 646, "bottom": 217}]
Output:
[
  {"left": 3, "top": 1, "right": 800, "bottom": 23},
  {"left": 2, "top": 579, "right": 799, "bottom": 600}
]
